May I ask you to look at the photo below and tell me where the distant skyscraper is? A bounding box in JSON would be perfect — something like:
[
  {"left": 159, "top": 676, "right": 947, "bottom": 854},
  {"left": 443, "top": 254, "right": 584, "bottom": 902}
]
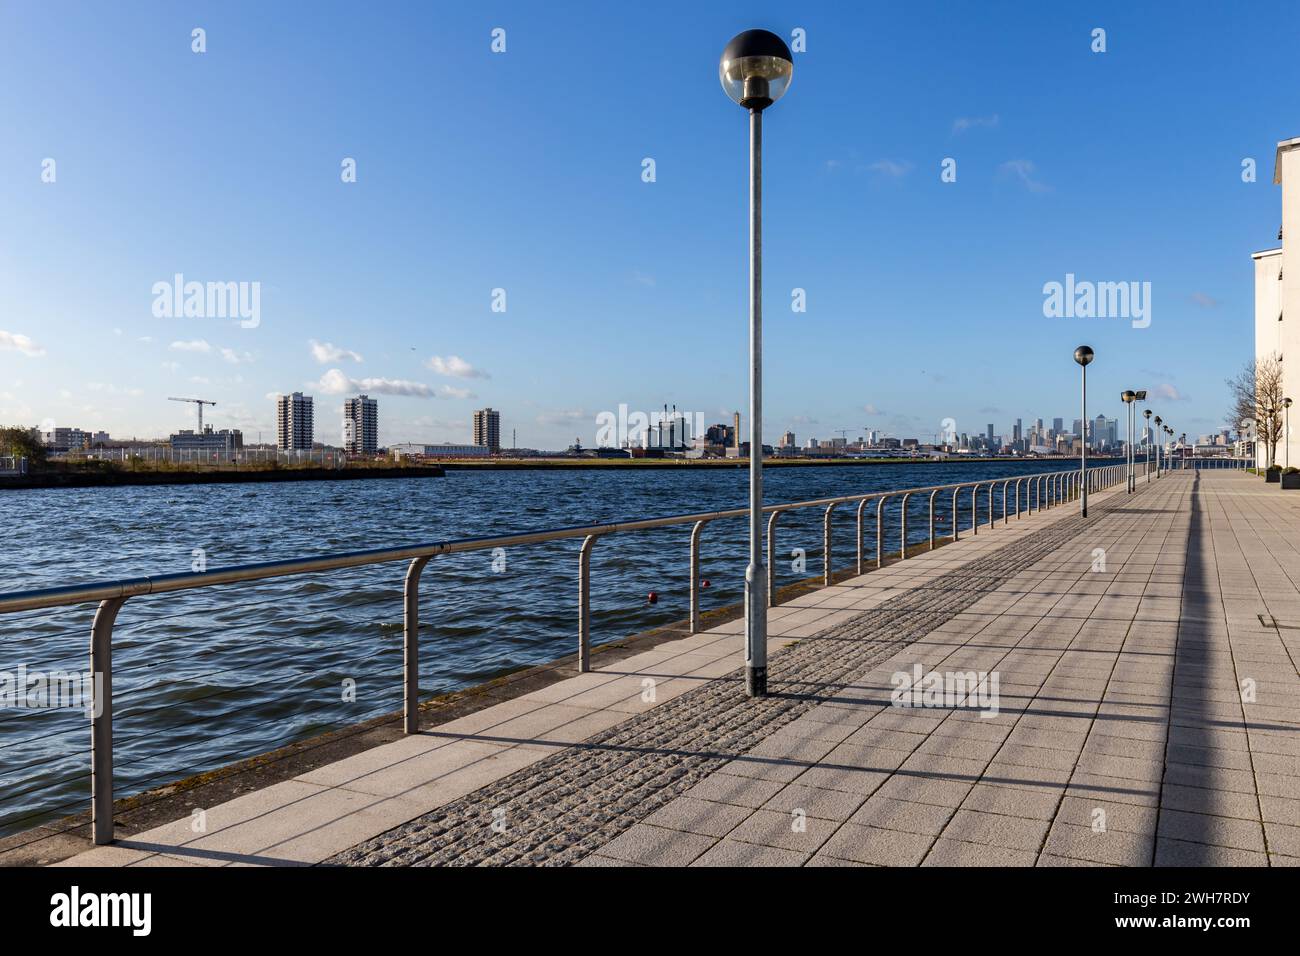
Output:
[
  {"left": 342, "top": 394, "right": 378, "bottom": 454},
  {"left": 473, "top": 407, "right": 501, "bottom": 453},
  {"left": 986, "top": 423, "right": 994, "bottom": 442},
  {"left": 1053, "top": 417, "right": 1064, "bottom": 437},
  {"left": 733, "top": 411, "right": 741, "bottom": 449},
  {"left": 276, "top": 392, "right": 314, "bottom": 450}
]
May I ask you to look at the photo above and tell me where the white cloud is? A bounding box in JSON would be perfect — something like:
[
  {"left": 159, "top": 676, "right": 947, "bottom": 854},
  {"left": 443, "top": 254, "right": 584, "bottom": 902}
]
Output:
[
  {"left": 536, "top": 408, "right": 586, "bottom": 426},
  {"left": 309, "top": 339, "right": 363, "bottom": 363},
  {"left": 632, "top": 270, "right": 656, "bottom": 287},
  {"left": 864, "top": 404, "right": 884, "bottom": 415},
  {"left": 999, "top": 159, "right": 1051, "bottom": 193},
  {"left": 952, "top": 114, "right": 1000, "bottom": 135},
  {"left": 170, "top": 339, "right": 212, "bottom": 353},
  {"left": 867, "top": 159, "right": 912, "bottom": 178},
  {"left": 1155, "top": 383, "right": 1186, "bottom": 401},
  {"left": 316, "top": 368, "right": 436, "bottom": 398},
  {"left": 220, "top": 347, "right": 254, "bottom": 364},
  {"left": 425, "top": 355, "right": 489, "bottom": 379},
  {"left": 0, "top": 331, "right": 45, "bottom": 357},
  {"left": 438, "top": 384, "right": 476, "bottom": 400},
  {"left": 161, "top": 361, "right": 181, "bottom": 373},
  {"left": 87, "top": 382, "right": 144, "bottom": 397}
]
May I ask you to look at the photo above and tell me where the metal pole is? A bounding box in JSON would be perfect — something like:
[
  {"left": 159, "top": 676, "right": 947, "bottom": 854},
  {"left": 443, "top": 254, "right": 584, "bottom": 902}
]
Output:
[
  {"left": 578, "top": 535, "right": 597, "bottom": 672},
  {"left": 823, "top": 503, "right": 836, "bottom": 583},
  {"left": 1080, "top": 365, "right": 1088, "bottom": 517},
  {"left": 91, "top": 597, "right": 126, "bottom": 845},
  {"left": 744, "top": 106, "right": 766, "bottom": 698},
  {"left": 689, "top": 520, "right": 707, "bottom": 634},
  {"left": 899, "top": 493, "right": 910, "bottom": 560},
  {"left": 1127, "top": 403, "right": 1134, "bottom": 492},
  {"left": 403, "top": 556, "right": 430, "bottom": 734}
]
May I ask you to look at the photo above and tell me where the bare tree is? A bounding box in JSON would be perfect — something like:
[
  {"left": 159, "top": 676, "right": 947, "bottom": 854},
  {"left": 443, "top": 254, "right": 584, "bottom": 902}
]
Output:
[
  {"left": 1227, "top": 355, "right": 1285, "bottom": 466},
  {"left": 1258, "top": 356, "right": 1285, "bottom": 466},
  {"left": 1225, "top": 359, "right": 1256, "bottom": 435}
]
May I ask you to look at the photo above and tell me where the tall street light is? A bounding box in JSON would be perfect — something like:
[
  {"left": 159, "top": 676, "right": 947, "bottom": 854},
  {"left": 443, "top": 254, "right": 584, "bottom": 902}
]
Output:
[
  {"left": 1075, "top": 346, "right": 1094, "bottom": 516},
  {"left": 1267, "top": 406, "right": 1276, "bottom": 469},
  {"left": 1154, "top": 414, "right": 1163, "bottom": 477},
  {"left": 1143, "top": 409, "right": 1153, "bottom": 482},
  {"left": 1121, "top": 390, "right": 1136, "bottom": 493},
  {"left": 1285, "top": 398, "right": 1294, "bottom": 470},
  {"left": 720, "top": 29, "right": 793, "bottom": 698}
]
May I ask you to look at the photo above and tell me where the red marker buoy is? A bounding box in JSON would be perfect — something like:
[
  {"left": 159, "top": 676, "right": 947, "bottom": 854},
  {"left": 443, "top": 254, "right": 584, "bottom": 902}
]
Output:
[
  {"left": 701, "top": 579, "right": 710, "bottom": 588},
  {"left": 647, "top": 591, "right": 658, "bottom": 604}
]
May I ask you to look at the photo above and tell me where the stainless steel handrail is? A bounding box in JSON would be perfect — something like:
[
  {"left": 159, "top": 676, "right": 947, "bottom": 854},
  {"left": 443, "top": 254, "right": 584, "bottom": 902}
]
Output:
[{"left": 0, "top": 461, "right": 1137, "bottom": 845}]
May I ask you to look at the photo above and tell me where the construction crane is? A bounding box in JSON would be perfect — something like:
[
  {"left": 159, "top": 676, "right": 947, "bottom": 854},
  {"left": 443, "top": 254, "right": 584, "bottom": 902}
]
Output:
[{"left": 168, "top": 397, "right": 216, "bottom": 432}]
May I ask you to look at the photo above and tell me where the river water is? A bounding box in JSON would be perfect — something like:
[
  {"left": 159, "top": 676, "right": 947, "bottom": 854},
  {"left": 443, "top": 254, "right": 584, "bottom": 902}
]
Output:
[{"left": 0, "top": 459, "right": 1104, "bottom": 838}]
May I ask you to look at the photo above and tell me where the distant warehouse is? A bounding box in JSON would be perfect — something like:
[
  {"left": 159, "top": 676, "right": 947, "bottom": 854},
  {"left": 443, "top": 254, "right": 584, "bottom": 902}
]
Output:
[{"left": 391, "top": 443, "right": 490, "bottom": 459}]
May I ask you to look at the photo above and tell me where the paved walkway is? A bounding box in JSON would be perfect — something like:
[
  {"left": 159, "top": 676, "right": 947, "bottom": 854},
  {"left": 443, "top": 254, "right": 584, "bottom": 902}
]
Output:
[{"left": 58, "top": 471, "right": 1300, "bottom": 866}]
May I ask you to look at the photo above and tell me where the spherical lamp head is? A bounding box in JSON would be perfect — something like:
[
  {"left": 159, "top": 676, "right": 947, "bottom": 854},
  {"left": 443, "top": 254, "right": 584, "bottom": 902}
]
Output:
[
  {"left": 1074, "top": 345, "right": 1094, "bottom": 367},
  {"left": 720, "top": 30, "right": 794, "bottom": 110},
  {"left": 1121, "top": 390, "right": 1135, "bottom": 403}
]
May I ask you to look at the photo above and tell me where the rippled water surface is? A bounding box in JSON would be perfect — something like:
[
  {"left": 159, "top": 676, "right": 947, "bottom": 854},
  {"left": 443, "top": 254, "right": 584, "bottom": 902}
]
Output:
[{"left": 0, "top": 460, "right": 1105, "bottom": 837}]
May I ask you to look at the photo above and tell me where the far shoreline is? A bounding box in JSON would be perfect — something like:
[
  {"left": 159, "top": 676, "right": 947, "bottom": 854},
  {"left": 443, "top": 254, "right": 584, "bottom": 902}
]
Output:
[{"left": 435, "top": 455, "right": 1123, "bottom": 471}]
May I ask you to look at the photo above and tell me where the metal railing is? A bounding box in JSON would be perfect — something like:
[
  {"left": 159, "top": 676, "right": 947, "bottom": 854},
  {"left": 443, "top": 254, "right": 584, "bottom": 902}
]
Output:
[{"left": 0, "top": 460, "right": 1140, "bottom": 845}]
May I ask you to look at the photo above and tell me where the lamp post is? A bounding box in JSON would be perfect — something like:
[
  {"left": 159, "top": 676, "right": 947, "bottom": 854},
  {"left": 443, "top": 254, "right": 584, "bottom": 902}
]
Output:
[
  {"left": 1267, "top": 407, "right": 1276, "bottom": 469},
  {"left": 1121, "top": 390, "right": 1135, "bottom": 492},
  {"left": 1075, "top": 346, "right": 1094, "bottom": 516},
  {"left": 720, "top": 29, "right": 793, "bottom": 699},
  {"left": 1154, "top": 414, "right": 1162, "bottom": 478},
  {"left": 1285, "top": 398, "right": 1294, "bottom": 470},
  {"left": 1143, "top": 408, "right": 1152, "bottom": 482}
]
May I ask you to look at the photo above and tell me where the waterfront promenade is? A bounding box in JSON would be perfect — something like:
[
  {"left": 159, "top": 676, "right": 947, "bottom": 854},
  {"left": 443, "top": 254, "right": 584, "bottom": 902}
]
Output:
[{"left": 52, "top": 470, "right": 1300, "bottom": 866}]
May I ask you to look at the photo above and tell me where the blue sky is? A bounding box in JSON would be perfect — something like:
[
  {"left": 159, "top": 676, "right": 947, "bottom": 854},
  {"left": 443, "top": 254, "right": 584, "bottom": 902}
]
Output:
[{"left": 0, "top": 0, "right": 1294, "bottom": 448}]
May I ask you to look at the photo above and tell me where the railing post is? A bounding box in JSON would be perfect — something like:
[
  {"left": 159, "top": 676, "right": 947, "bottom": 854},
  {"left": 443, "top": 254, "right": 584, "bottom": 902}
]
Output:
[
  {"left": 766, "top": 511, "right": 780, "bottom": 606},
  {"left": 403, "top": 556, "right": 431, "bottom": 735},
  {"left": 689, "top": 520, "right": 708, "bottom": 634},
  {"left": 971, "top": 484, "right": 979, "bottom": 535},
  {"left": 91, "top": 596, "right": 126, "bottom": 846},
  {"left": 856, "top": 498, "right": 870, "bottom": 573},
  {"left": 899, "top": 493, "right": 911, "bottom": 560},
  {"left": 1016, "top": 478, "right": 1023, "bottom": 519},
  {"left": 952, "top": 487, "right": 960, "bottom": 540},
  {"left": 987, "top": 483, "right": 995, "bottom": 529},
  {"left": 1002, "top": 480, "right": 1011, "bottom": 525},
  {"left": 578, "top": 535, "right": 598, "bottom": 672},
  {"left": 823, "top": 503, "right": 836, "bottom": 585},
  {"left": 929, "top": 489, "right": 938, "bottom": 550},
  {"left": 876, "top": 496, "right": 887, "bottom": 567}
]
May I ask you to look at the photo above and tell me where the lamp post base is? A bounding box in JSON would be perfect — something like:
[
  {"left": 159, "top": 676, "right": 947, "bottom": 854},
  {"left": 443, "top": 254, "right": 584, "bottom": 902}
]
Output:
[{"left": 745, "top": 665, "right": 767, "bottom": 697}]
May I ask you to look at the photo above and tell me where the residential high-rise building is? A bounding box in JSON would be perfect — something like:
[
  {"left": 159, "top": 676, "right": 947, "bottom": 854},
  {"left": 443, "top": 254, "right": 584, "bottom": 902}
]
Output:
[
  {"left": 1253, "top": 136, "right": 1300, "bottom": 468},
  {"left": 342, "top": 394, "right": 378, "bottom": 454},
  {"left": 276, "top": 392, "right": 314, "bottom": 450},
  {"left": 780, "top": 430, "right": 796, "bottom": 449},
  {"left": 733, "top": 411, "right": 741, "bottom": 449},
  {"left": 473, "top": 407, "right": 501, "bottom": 453}
]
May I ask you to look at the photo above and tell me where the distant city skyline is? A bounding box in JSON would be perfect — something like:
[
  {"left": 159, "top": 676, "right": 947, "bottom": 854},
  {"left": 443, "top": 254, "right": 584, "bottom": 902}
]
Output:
[{"left": 2, "top": 4, "right": 1294, "bottom": 448}]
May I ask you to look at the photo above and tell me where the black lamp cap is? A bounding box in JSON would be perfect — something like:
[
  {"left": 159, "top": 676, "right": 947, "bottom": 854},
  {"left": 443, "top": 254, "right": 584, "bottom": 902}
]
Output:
[{"left": 722, "top": 29, "right": 793, "bottom": 63}]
